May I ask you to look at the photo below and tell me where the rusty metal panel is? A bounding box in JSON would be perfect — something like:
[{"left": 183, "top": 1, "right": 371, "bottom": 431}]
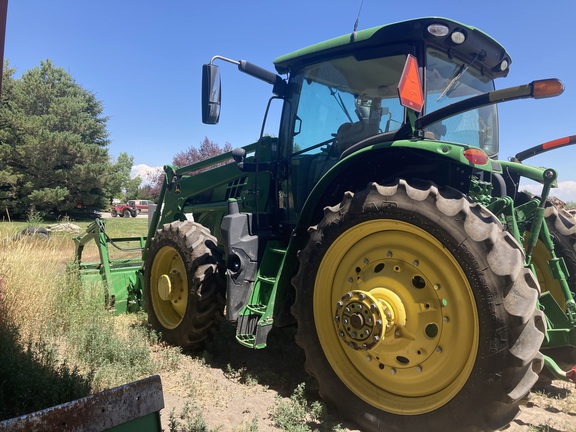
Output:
[{"left": 0, "top": 375, "right": 164, "bottom": 432}]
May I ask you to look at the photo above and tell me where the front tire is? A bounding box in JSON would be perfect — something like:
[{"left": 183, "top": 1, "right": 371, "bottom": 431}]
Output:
[
  {"left": 292, "top": 180, "right": 545, "bottom": 432},
  {"left": 144, "top": 220, "right": 225, "bottom": 351}
]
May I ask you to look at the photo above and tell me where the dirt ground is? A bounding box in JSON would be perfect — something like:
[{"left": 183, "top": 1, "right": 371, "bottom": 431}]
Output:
[{"left": 154, "top": 323, "right": 576, "bottom": 432}]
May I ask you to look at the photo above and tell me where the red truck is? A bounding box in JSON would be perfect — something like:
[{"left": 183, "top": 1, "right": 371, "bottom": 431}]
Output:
[{"left": 127, "top": 200, "right": 154, "bottom": 213}]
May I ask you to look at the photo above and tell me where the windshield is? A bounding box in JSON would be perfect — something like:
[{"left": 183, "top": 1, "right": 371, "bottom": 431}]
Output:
[
  {"left": 284, "top": 54, "right": 407, "bottom": 156},
  {"left": 425, "top": 48, "right": 499, "bottom": 156}
]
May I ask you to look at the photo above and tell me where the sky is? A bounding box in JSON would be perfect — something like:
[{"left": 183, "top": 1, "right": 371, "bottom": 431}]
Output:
[{"left": 5, "top": 1, "right": 576, "bottom": 201}]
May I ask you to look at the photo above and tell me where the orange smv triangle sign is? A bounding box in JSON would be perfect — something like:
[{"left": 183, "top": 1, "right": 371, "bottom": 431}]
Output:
[{"left": 398, "top": 55, "right": 424, "bottom": 113}]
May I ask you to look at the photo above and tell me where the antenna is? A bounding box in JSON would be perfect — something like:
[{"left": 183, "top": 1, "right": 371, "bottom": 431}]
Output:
[{"left": 351, "top": 0, "right": 364, "bottom": 41}]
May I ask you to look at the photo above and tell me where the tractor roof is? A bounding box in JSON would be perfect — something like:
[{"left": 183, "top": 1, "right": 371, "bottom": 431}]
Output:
[{"left": 274, "top": 17, "right": 511, "bottom": 79}]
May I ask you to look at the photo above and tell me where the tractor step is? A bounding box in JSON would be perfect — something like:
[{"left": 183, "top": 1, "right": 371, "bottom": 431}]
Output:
[{"left": 236, "top": 241, "right": 286, "bottom": 349}]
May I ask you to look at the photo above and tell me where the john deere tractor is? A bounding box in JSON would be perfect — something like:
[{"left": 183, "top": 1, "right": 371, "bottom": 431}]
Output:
[{"left": 75, "top": 17, "right": 576, "bottom": 432}]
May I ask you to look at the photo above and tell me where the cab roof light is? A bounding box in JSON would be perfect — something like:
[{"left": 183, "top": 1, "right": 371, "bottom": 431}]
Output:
[
  {"left": 532, "top": 79, "right": 564, "bottom": 99},
  {"left": 451, "top": 31, "right": 466, "bottom": 44},
  {"left": 427, "top": 24, "right": 450, "bottom": 37}
]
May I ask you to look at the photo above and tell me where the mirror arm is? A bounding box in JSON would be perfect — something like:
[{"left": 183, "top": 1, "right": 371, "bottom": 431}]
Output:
[{"left": 210, "top": 56, "right": 285, "bottom": 95}]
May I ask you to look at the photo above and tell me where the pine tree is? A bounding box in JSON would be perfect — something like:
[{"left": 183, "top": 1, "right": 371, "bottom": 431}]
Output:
[{"left": 0, "top": 60, "right": 111, "bottom": 219}]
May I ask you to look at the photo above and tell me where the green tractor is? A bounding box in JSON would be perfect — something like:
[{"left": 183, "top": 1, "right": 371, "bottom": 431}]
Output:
[{"left": 75, "top": 17, "right": 576, "bottom": 432}]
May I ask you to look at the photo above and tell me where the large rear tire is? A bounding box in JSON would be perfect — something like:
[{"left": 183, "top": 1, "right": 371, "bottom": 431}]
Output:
[
  {"left": 532, "top": 203, "right": 576, "bottom": 369},
  {"left": 144, "top": 220, "right": 225, "bottom": 351},
  {"left": 292, "top": 180, "right": 545, "bottom": 432}
]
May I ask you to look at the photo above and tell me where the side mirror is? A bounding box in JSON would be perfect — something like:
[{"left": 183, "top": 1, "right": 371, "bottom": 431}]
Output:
[{"left": 202, "top": 64, "right": 221, "bottom": 124}]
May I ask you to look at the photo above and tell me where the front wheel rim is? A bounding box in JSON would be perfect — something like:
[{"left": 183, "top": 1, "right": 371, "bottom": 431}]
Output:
[
  {"left": 314, "top": 219, "right": 479, "bottom": 415},
  {"left": 150, "top": 245, "right": 188, "bottom": 329}
]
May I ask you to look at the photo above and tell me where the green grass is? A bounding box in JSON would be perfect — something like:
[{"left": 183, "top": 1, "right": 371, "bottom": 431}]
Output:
[
  {"left": 97, "top": 217, "right": 150, "bottom": 237},
  {"left": 0, "top": 216, "right": 149, "bottom": 237}
]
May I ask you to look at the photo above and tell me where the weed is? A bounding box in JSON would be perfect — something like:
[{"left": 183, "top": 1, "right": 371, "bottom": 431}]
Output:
[
  {"left": 166, "top": 402, "right": 222, "bottom": 432},
  {"left": 26, "top": 207, "right": 44, "bottom": 227},
  {"left": 224, "top": 363, "right": 258, "bottom": 387},
  {"left": 234, "top": 416, "right": 259, "bottom": 432},
  {"left": 58, "top": 214, "right": 72, "bottom": 224},
  {"left": 527, "top": 424, "right": 552, "bottom": 432},
  {"left": 271, "top": 382, "right": 326, "bottom": 432}
]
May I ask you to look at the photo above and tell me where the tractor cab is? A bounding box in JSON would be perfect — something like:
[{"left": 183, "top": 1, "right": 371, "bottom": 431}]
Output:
[{"left": 272, "top": 17, "right": 510, "bottom": 221}]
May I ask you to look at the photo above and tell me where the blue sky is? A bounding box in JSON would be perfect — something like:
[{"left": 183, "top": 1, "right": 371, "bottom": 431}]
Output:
[{"left": 5, "top": 1, "right": 576, "bottom": 200}]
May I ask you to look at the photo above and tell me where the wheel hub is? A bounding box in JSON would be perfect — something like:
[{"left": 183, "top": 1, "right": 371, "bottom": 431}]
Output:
[
  {"left": 157, "top": 272, "right": 183, "bottom": 302},
  {"left": 335, "top": 289, "right": 407, "bottom": 350}
]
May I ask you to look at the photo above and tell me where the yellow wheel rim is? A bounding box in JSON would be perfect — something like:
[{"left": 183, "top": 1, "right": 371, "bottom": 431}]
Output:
[
  {"left": 314, "top": 219, "right": 479, "bottom": 415},
  {"left": 530, "top": 238, "right": 567, "bottom": 311},
  {"left": 150, "top": 245, "right": 188, "bottom": 329}
]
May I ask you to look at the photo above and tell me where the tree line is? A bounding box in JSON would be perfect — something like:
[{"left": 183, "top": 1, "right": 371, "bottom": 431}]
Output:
[{"left": 0, "top": 59, "right": 230, "bottom": 220}]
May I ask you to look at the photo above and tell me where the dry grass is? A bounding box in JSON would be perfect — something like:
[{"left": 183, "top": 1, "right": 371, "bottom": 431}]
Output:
[
  {"left": 0, "top": 221, "right": 156, "bottom": 419},
  {"left": 0, "top": 235, "right": 72, "bottom": 335}
]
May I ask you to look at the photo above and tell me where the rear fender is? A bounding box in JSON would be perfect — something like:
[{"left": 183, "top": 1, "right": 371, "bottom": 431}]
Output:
[{"left": 296, "top": 140, "right": 498, "bottom": 234}]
